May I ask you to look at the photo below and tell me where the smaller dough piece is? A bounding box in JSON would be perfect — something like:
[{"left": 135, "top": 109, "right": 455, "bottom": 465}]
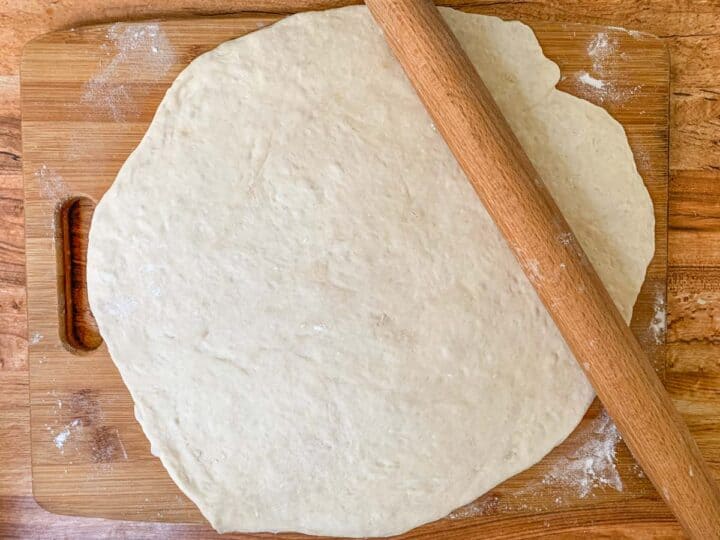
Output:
[{"left": 87, "top": 6, "right": 655, "bottom": 537}]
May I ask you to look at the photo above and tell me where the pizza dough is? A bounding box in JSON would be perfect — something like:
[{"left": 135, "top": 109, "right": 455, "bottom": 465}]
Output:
[{"left": 87, "top": 6, "right": 654, "bottom": 537}]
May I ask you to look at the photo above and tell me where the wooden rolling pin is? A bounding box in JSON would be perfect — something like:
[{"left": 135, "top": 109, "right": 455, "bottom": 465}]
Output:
[{"left": 364, "top": 1, "right": 720, "bottom": 537}]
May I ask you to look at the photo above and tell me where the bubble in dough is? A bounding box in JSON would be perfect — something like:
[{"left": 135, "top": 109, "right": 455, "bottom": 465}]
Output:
[{"left": 88, "top": 6, "right": 655, "bottom": 537}]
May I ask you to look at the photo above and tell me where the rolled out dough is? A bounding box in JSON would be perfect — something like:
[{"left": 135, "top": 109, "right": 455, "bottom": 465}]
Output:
[{"left": 87, "top": 6, "right": 655, "bottom": 537}]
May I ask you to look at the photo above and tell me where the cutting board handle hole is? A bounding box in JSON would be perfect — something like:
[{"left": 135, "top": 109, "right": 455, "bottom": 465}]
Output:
[{"left": 58, "top": 196, "right": 103, "bottom": 353}]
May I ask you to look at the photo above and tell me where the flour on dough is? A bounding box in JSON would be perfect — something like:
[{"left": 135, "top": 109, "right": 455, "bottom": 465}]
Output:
[{"left": 87, "top": 7, "right": 654, "bottom": 537}]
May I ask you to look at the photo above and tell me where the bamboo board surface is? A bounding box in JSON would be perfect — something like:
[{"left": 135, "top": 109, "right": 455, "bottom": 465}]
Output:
[{"left": 21, "top": 13, "right": 669, "bottom": 535}]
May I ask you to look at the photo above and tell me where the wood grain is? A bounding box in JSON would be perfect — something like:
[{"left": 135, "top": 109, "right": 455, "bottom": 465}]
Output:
[
  {"left": 20, "top": 8, "right": 671, "bottom": 535},
  {"left": 4, "top": 1, "right": 720, "bottom": 538}
]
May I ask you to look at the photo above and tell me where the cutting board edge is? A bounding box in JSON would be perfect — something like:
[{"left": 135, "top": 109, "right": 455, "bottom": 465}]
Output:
[{"left": 21, "top": 12, "right": 670, "bottom": 530}]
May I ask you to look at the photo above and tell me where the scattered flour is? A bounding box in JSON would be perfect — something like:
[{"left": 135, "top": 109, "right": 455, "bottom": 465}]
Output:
[
  {"left": 117, "top": 430, "right": 130, "bottom": 460},
  {"left": 632, "top": 462, "right": 646, "bottom": 478},
  {"left": 526, "top": 259, "right": 543, "bottom": 282},
  {"left": 83, "top": 23, "right": 175, "bottom": 121},
  {"left": 633, "top": 145, "right": 651, "bottom": 171},
  {"left": 542, "top": 410, "right": 623, "bottom": 497},
  {"left": 648, "top": 286, "right": 667, "bottom": 345},
  {"left": 447, "top": 410, "right": 625, "bottom": 520},
  {"left": 448, "top": 496, "right": 500, "bottom": 519},
  {"left": 607, "top": 26, "right": 648, "bottom": 40},
  {"left": 53, "top": 429, "right": 70, "bottom": 450},
  {"left": 53, "top": 418, "right": 82, "bottom": 453},
  {"left": 574, "top": 71, "right": 641, "bottom": 105},
  {"left": 557, "top": 232, "right": 574, "bottom": 246},
  {"left": 578, "top": 71, "right": 605, "bottom": 90},
  {"left": 587, "top": 32, "right": 617, "bottom": 75},
  {"left": 571, "top": 31, "right": 642, "bottom": 106},
  {"left": 35, "top": 164, "right": 70, "bottom": 201},
  {"left": 29, "top": 331, "right": 43, "bottom": 345}
]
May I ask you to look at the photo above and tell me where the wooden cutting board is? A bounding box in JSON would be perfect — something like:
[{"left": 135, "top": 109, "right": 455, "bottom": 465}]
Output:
[{"left": 21, "top": 12, "right": 669, "bottom": 535}]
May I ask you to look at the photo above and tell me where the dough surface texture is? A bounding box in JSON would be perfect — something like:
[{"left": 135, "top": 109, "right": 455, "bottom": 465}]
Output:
[{"left": 88, "top": 6, "right": 654, "bottom": 537}]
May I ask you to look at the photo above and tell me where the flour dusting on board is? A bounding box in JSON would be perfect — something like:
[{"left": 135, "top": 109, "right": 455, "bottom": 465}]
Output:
[
  {"left": 542, "top": 410, "right": 623, "bottom": 497},
  {"left": 648, "top": 286, "right": 667, "bottom": 345},
  {"left": 448, "top": 495, "right": 500, "bottom": 519},
  {"left": 606, "top": 26, "right": 648, "bottom": 40},
  {"left": 35, "top": 164, "right": 69, "bottom": 201},
  {"left": 53, "top": 418, "right": 81, "bottom": 453},
  {"left": 578, "top": 71, "right": 605, "bottom": 90},
  {"left": 83, "top": 23, "right": 175, "bottom": 121},
  {"left": 572, "top": 31, "right": 642, "bottom": 105},
  {"left": 447, "top": 410, "right": 624, "bottom": 521},
  {"left": 53, "top": 428, "right": 70, "bottom": 450},
  {"left": 587, "top": 32, "right": 617, "bottom": 75},
  {"left": 575, "top": 73, "right": 641, "bottom": 105}
]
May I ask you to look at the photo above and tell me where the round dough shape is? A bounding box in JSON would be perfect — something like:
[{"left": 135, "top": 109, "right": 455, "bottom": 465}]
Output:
[{"left": 88, "top": 6, "right": 654, "bottom": 537}]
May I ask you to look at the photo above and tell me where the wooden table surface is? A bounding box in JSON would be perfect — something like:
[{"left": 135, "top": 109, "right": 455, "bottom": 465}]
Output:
[{"left": 1, "top": 2, "right": 718, "bottom": 538}]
